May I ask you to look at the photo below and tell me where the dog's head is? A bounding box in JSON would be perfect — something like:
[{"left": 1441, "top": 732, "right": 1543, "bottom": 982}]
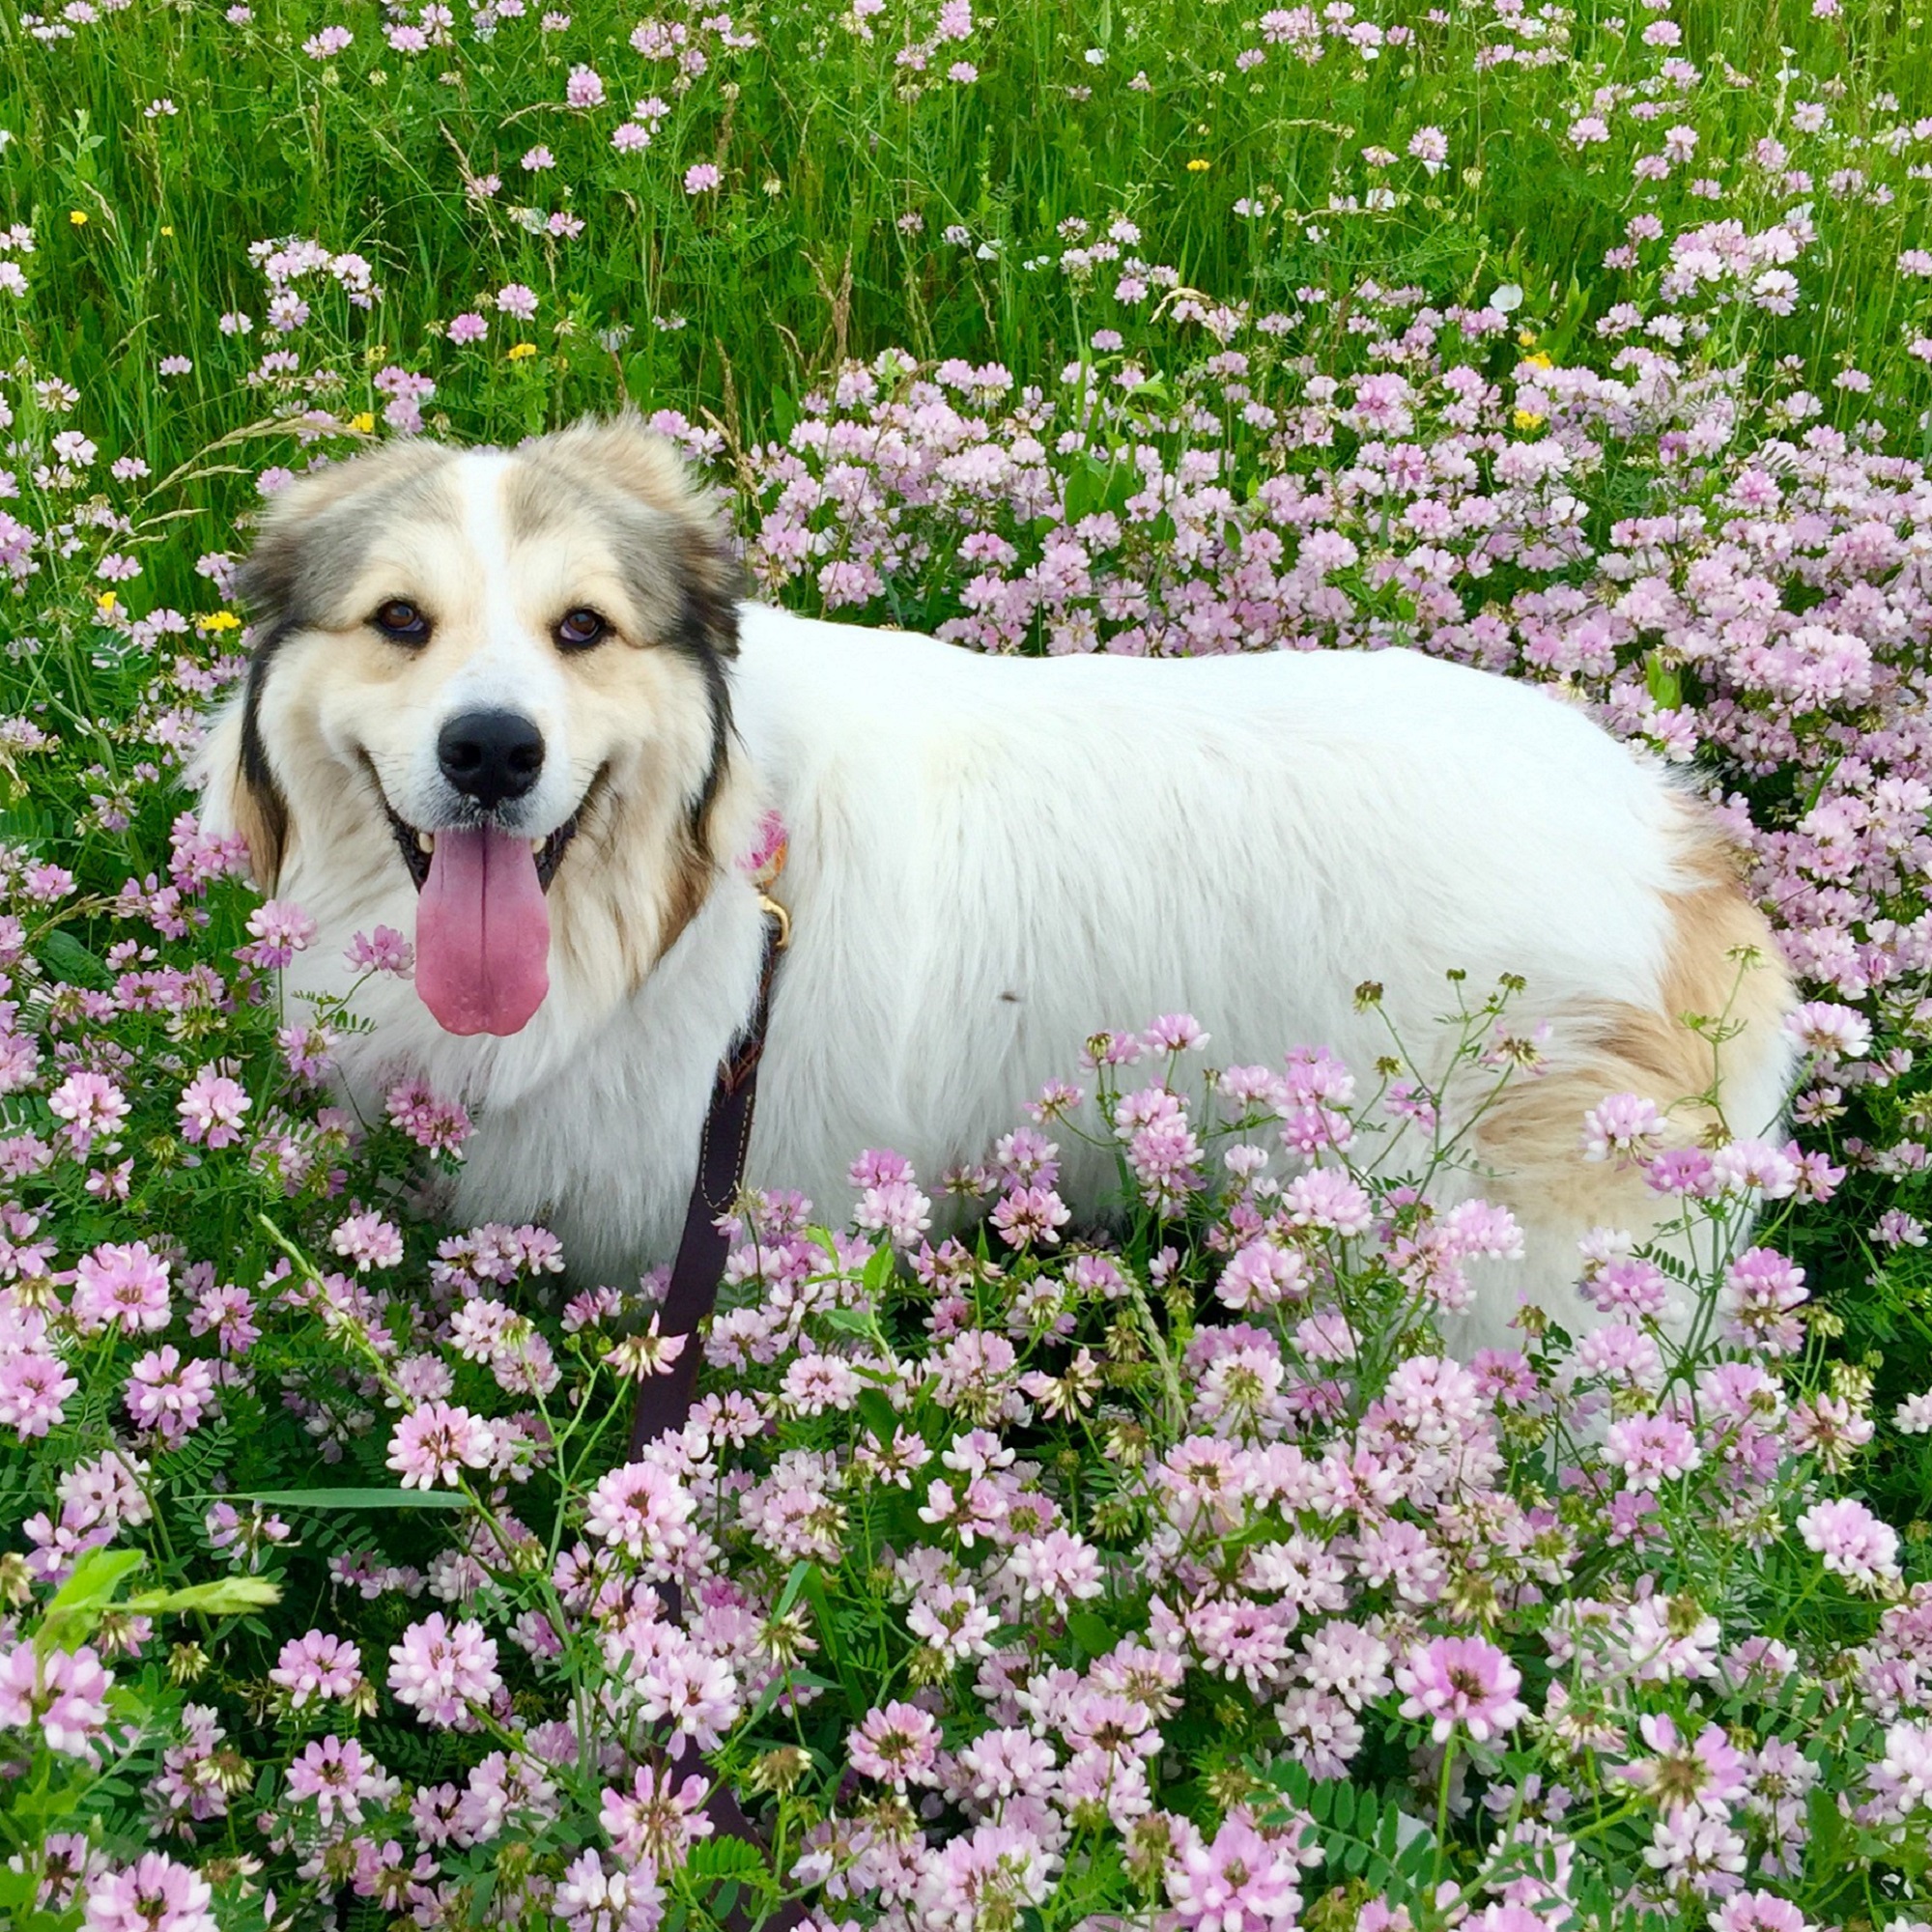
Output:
[{"left": 197, "top": 414, "right": 744, "bottom": 1038}]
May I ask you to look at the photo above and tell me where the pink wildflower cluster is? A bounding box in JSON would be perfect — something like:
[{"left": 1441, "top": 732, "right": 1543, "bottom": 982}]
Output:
[{"left": 44, "top": 1015, "right": 1842, "bottom": 1927}]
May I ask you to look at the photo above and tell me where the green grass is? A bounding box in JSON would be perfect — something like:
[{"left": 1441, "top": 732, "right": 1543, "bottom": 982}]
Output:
[{"left": 3, "top": 0, "right": 1929, "bottom": 592}]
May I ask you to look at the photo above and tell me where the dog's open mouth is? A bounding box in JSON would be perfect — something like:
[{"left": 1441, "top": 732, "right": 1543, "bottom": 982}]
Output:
[
  {"left": 365, "top": 765, "right": 607, "bottom": 1039},
  {"left": 382, "top": 796, "right": 584, "bottom": 895}
]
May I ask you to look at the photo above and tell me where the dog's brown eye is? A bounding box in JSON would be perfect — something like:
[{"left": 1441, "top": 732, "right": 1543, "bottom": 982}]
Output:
[
  {"left": 555, "top": 608, "right": 608, "bottom": 650},
  {"left": 372, "top": 599, "right": 430, "bottom": 643}
]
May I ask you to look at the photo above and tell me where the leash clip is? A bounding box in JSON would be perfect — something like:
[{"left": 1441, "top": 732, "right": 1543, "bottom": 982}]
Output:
[
  {"left": 745, "top": 808, "right": 792, "bottom": 952},
  {"left": 756, "top": 889, "right": 792, "bottom": 952}
]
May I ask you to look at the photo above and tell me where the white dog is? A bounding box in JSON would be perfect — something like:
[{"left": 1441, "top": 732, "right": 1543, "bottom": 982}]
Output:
[{"left": 196, "top": 415, "right": 1795, "bottom": 1352}]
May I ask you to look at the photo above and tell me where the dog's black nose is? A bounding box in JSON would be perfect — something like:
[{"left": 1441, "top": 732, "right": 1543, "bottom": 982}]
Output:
[{"left": 438, "top": 710, "right": 545, "bottom": 810}]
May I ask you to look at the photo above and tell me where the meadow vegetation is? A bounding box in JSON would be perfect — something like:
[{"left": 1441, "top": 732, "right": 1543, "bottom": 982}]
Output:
[{"left": 2, "top": 0, "right": 1932, "bottom": 1926}]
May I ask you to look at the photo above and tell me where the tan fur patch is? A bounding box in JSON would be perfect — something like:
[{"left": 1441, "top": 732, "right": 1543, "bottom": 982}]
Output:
[
  {"left": 196, "top": 705, "right": 288, "bottom": 889},
  {"left": 656, "top": 831, "right": 716, "bottom": 962},
  {"left": 1474, "top": 802, "right": 1794, "bottom": 1225},
  {"left": 228, "top": 766, "right": 289, "bottom": 891}
]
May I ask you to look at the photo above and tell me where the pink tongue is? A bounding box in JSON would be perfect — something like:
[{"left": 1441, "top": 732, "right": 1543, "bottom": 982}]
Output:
[{"left": 415, "top": 827, "right": 551, "bottom": 1037}]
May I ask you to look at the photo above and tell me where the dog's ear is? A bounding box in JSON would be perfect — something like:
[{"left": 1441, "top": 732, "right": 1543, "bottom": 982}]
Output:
[
  {"left": 233, "top": 440, "right": 449, "bottom": 637},
  {"left": 190, "top": 693, "right": 286, "bottom": 891},
  {"left": 214, "top": 441, "right": 453, "bottom": 891},
  {"left": 547, "top": 412, "right": 742, "bottom": 662},
  {"left": 205, "top": 466, "right": 366, "bottom": 895}
]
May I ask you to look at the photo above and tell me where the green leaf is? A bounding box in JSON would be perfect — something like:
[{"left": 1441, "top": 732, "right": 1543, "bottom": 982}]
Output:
[
  {"left": 10, "top": 1760, "right": 101, "bottom": 1827},
  {"left": 1331, "top": 1780, "right": 1356, "bottom": 1832},
  {"left": 1804, "top": 1781, "right": 1846, "bottom": 1886},
  {"left": 1066, "top": 1609, "right": 1117, "bottom": 1661},
  {"left": 796, "top": 1565, "right": 866, "bottom": 1715},
  {"left": 1064, "top": 453, "right": 1109, "bottom": 526},
  {"left": 1643, "top": 648, "right": 1681, "bottom": 712},
  {"left": 45, "top": 1546, "right": 145, "bottom": 1612},
  {"left": 774, "top": 1559, "right": 815, "bottom": 1618},
  {"left": 685, "top": 1835, "right": 767, "bottom": 1884},
  {"left": 1254, "top": 1754, "right": 1432, "bottom": 1894},
  {"left": 126, "top": 1576, "right": 281, "bottom": 1617},
  {"left": 37, "top": 929, "right": 109, "bottom": 987},
  {"left": 38, "top": 1548, "right": 144, "bottom": 1650},
  {"left": 856, "top": 1388, "right": 898, "bottom": 1447}
]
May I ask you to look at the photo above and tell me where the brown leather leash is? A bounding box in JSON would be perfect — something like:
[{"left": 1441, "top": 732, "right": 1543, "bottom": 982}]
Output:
[
  {"left": 627, "top": 901, "right": 786, "bottom": 1458},
  {"left": 623, "top": 881, "right": 808, "bottom": 1930}
]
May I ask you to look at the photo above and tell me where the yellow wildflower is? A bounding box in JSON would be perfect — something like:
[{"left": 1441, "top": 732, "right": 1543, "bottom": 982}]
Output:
[
  {"left": 507, "top": 342, "right": 538, "bottom": 361},
  {"left": 96, "top": 590, "right": 118, "bottom": 613},
  {"left": 1186, "top": 158, "right": 1210, "bottom": 173},
  {"left": 349, "top": 412, "right": 376, "bottom": 434},
  {"left": 204, "top": 611, "right": 242, "bottom": 633},
  {"left": 1513, "top": 408, "right": 1547, "bottom": 431},
  {"left": 70, "top": 210, "right": 89, "bottom": 226},
  {"left": 1524, "top": 351, "right": 1554, "bottom": 370}
]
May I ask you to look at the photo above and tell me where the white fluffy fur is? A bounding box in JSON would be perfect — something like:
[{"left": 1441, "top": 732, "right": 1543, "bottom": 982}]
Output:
[{"left": 200, "top": 435, "right": 1798, "bottom": 1355}]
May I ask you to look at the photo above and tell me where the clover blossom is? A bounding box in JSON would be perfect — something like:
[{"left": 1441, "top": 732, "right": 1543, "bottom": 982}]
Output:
[{"left": 1394, "top": 1634, "right": 1528, "bottom": 1744}]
